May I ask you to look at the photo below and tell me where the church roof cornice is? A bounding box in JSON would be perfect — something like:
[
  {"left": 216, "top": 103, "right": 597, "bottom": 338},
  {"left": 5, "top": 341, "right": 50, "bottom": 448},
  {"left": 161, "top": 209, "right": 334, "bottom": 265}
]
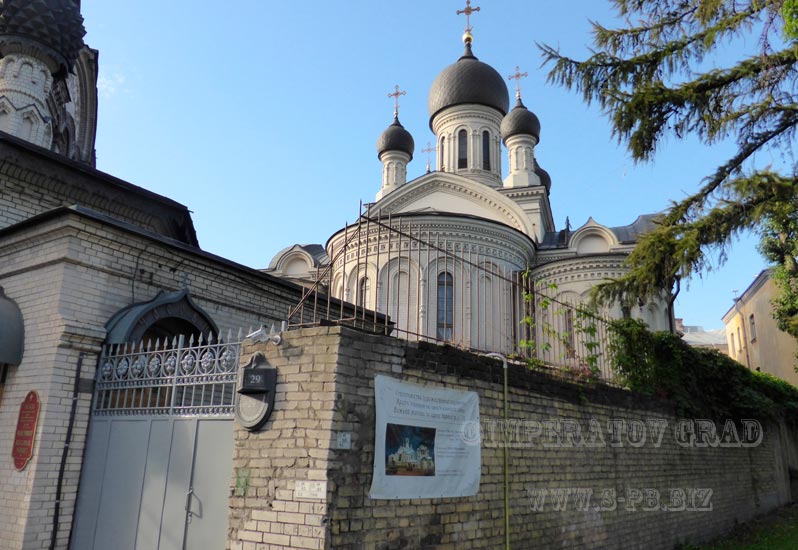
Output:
[
  {"left": 373, "top": 171, "right": 536, "bottom": 237},
  {"left": 326, "top": 210, "right": 536, "bottom": 251}
]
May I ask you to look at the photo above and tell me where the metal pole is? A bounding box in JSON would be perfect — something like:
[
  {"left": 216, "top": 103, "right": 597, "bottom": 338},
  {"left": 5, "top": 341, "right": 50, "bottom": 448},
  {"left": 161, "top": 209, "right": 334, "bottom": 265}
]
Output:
[{"left": 484, "top": 352, "right": 510, "bottom": 550}]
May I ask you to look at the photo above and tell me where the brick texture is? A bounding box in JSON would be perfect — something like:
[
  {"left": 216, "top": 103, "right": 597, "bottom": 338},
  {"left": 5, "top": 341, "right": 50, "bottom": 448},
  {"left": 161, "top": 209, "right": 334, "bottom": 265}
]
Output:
[{"left": 232, "top": 326, "right": 798, "bottom": 550}]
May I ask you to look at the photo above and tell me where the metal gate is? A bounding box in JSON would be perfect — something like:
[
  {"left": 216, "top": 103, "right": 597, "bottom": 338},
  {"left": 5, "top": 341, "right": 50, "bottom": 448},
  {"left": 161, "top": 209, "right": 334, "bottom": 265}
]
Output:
[{"left": 71, "top": 335, "right": 241, "bottom": 550}]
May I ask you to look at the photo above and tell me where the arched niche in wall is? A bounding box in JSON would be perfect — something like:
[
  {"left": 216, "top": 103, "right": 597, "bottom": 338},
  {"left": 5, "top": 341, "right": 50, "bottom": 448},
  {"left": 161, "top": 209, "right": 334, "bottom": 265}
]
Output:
[
  {"left": 569, "top": 221, "right": 618, "bottom": 255},
  {"left": 283, "top": 256, "right": 311, "bottom": 276},
  {"left": 104, "top": 289, "right": 218, "bottom": 347},
  {"left": 0, "top": 287, "right": 24, "bottom": 366}
]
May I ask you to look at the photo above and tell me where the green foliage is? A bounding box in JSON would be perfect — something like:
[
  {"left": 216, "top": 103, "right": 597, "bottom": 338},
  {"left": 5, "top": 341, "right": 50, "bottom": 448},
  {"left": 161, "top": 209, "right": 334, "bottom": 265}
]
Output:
[
  {"left": 770, "top": 266, "right": 798, "bottom": 337},
  {"left": 758, "top": 198, "right": 798, "bottom": 336},
  {"left": 677, "top": 502, "right": 798, "bottom": 549},
  {"left": 784, "top": 0, "right": 798, "bottom": 40},
  {"left": 521, "top": 278, "right": 606, "bottom": 382},
  {"left": 610, "top": 318, "right": 798, "bottom": 420},
  {"left": 540, "top": 0, "right": 798, "bottom": 316}
]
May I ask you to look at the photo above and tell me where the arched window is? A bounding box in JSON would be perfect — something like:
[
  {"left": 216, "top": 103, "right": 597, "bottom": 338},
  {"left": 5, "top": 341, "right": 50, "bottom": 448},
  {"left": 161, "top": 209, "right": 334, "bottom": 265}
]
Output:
[
  {"left": 564, "top": 308, "right": 575, "bottom": 358},
  {"left": 749, "top": 314, "right": 757, "bottom": 341},
  {"left": 457, "top": 129, "right": 468, "bottom": 169},
  {"left": 359, "top": 277, "right": 370, "bottom": 309},
  {"left": 482, "top": 130, "right": 491, "bottom": 170},
  {"left": 440, "top": 136, "right": 446, "bottom": 171},
  {"left": 437, "top": 272, "right": 454, "bottom": 340}
]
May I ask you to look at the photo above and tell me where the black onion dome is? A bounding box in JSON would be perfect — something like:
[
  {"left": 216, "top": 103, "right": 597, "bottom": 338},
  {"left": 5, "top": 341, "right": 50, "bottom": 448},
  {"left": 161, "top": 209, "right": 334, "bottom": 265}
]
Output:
[
  {"left": 428, "top": 42, "right": 509, "bottom": 127},
  {"left": 377, "top": 117, "right": 414, "bottom": 160},
  {"left": 535, "top": 161, "right": 551, "bottom": 191},
  {"left": 501, "top": 97, "right": 541, "bottom": 143},
  {"left": 0, "top": 0, "right": 86, "bottom": 70}
]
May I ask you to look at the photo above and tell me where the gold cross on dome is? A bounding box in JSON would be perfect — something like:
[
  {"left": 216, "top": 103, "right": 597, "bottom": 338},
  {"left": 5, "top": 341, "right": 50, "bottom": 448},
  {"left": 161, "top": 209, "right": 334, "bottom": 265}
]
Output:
[
  {"left": 422, "top": 142, "right": 436, "bottom": 172},
  {"left": 508, "top": 65, "right": 528, "bottom": 99},
  {"left": 388, "top": 84, "right": 407, "bottom": 117},
  {"left": 456, "top": 0, "right": 480, "bottom": 34}
]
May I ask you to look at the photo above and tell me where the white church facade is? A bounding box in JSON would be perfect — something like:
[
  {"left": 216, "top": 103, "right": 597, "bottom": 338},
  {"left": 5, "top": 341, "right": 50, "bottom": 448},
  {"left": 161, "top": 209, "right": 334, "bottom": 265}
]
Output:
[{"left": 269, "top": 29, "right": 671, "bottom": 352}]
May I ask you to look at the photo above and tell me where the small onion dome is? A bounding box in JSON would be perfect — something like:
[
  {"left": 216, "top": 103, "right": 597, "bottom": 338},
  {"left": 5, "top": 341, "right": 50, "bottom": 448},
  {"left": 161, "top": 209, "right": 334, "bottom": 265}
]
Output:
[
  {"left": 377, "top": 116, "right": 414, "bottom": 160},
  {"left": 0, "top": 0, "right": 86, "bottom": 71},
  {"left": 501, "top": 97, "right": 541, "bottom": 143},
  {"left": 428, "top": 42, "right": 509, "bottom": 128},
  {"left": 535, "top": 160, "right": 551, "bottom": 191}
]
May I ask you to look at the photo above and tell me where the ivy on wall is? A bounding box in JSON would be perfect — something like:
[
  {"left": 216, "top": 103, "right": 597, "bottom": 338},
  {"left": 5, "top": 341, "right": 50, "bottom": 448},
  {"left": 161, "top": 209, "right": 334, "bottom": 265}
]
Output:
[{"left": 610, "top": 318, "right": 798, "bottom": 422}]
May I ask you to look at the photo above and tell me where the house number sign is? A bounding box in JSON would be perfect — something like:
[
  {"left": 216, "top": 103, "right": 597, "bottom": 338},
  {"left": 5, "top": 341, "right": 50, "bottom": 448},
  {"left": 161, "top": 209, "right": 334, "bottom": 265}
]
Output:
[
  {"left": 13, "top": 391, "right": 40, "bottom": 470},
  {"left": 235, "top": 352, "right": 277, "bottom": 431}
]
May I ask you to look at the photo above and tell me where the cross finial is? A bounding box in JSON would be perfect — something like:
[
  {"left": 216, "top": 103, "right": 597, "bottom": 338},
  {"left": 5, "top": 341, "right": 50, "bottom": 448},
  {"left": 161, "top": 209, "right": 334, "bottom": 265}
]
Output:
[
  {"left": 456, "top": 0, "right": 480, "bottom": 43},
  {"left": 388, "top": 84, "right": 407, "bottom": 118},
  {"left": 422, "top": 142, "right": 436, "bottom": 173},
  {"left": 508, "top": 65, "right": 528, "bottom": 100}
]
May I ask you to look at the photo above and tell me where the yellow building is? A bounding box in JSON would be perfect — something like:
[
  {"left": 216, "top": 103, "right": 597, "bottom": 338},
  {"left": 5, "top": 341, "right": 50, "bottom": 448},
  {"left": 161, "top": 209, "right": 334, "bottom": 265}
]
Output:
[{"left": 722, "top": 270, "right": 798, "bottom": 386}]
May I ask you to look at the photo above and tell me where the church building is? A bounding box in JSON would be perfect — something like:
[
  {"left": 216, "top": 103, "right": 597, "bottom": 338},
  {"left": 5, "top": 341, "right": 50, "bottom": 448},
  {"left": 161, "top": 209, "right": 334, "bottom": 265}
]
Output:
[
  {"left": 269, "top": 14, "right": 670, "bottom": 352},
  {"left": 0, "top": 2, "right": 672, "bottom": 549}
]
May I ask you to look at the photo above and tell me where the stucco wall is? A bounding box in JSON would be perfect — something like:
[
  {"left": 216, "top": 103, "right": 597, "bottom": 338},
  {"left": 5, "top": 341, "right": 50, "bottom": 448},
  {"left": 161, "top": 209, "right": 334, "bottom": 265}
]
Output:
[{"left": 724, "top": 275, "right": 798, "bottom": 386}]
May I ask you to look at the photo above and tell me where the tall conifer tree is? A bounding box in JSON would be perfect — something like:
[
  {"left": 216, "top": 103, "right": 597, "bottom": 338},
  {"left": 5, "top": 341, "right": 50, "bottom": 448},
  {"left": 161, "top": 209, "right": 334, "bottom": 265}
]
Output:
[{"left": 541, "top": 0, "right": 798, "bottom": 331}]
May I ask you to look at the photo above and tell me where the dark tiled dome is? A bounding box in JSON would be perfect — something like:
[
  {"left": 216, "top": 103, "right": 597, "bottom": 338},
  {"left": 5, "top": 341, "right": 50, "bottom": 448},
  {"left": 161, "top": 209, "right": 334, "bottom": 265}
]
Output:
[
  {"left": 428, "top": 42, "right": 509, "bottom": 127},
  {"left": 0, "top": 0, "right": 86, "bottom": 70},
  {"left": 501, "top": 97, "right": 541, "bottom": 143},
  {"left": 377, "top": 117, "right": 414, "bottom": 159},
  {"left": 535, "top": 161, "right": 551, "bottom": 191}
]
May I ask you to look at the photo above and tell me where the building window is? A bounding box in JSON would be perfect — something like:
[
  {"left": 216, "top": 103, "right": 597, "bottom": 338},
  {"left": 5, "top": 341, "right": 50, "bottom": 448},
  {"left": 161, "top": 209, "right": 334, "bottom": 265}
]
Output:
[
  {"left": 749, "top": 314, "right": 757, "bottom": 341},
  {"left": 729, "top": 332, "right": 736, "bottom": 356},
  {"left": 457, "top": 129, "right": 468, "bottom": 169},
  {"left": 564, "top": 308, "right": 575, "bottom": 358},
  {"left": 358, "top": 277, "right": 370, "bottom": 309},
  {"left": 440, "top": 136, "right": 446, "bottom": 171},
  {"left": 437, "top": 272, "right": 454, "bottom": 341},
  {"left": 482, "top": 131, "right": 491, "bottom": 170}
]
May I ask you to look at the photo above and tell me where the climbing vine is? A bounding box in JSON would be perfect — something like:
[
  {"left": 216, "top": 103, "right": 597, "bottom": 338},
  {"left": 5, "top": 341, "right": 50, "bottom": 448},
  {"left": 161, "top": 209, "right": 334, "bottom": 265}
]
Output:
[{"left": 609, "top": 318, "right": 798, "bottom": 421}]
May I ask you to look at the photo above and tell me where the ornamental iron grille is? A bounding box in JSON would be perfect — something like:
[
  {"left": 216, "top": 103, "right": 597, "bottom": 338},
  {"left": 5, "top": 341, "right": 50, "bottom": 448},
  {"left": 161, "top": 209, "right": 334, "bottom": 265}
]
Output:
[{"left": 93, "top": 330, "right": 243, "bottom": 417}]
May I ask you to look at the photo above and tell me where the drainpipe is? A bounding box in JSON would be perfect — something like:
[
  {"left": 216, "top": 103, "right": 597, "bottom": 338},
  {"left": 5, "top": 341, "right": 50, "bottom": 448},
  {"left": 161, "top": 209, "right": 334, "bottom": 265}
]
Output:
[
  {"left": 50, "top": 352, "right": 84, "bottom": 550},
  {"left": 484, "top": 353, "right": 510, "bottom": 550},
  {"left": 733, "top": 298, "right": 752, "bottom": 369}
]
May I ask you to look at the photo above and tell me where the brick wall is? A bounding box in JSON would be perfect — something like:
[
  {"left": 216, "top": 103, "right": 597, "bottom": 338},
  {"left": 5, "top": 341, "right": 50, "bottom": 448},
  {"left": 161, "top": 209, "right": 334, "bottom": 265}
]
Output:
[
  {"left": 0, "top": 210, "right": 309, "bottom": 549},
  {"left": 231, "top": 326, "right": 798, "bottom": 550}
]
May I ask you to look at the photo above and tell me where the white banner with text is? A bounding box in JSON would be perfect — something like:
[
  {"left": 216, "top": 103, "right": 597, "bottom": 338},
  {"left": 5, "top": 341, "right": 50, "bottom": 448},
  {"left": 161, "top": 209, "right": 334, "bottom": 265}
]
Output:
[{"left": 369, "top": 375, "right": 481, "bottom": 499}]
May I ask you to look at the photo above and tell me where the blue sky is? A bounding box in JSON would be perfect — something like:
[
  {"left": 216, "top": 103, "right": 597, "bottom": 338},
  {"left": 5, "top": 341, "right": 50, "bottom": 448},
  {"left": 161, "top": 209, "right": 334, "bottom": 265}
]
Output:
[{"left": 81, "top": 0, "right": 769, "bottom": 330}]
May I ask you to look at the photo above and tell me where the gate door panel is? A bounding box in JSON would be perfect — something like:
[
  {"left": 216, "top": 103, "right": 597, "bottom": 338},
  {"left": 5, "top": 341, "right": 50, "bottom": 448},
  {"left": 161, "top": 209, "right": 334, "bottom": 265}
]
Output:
[
  {"left": 185, "top": 420, "right": 235, "bottom": 550},
  {"left": 92, "top": 419, "right": 152, "bottom": 548},
  {"left": 136, "top": 419, "right": 174, "bottom": 550},
  {"left": 71, "top": 337, "right": 240, "bottom": 550}
]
